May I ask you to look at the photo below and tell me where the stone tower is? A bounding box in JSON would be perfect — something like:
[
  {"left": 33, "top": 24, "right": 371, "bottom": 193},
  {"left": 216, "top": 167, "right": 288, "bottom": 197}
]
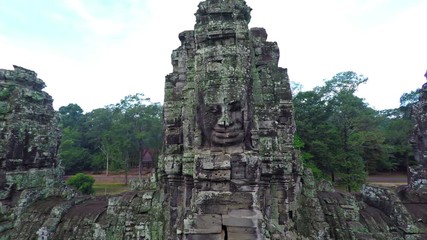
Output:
[
  {"left": 0, "top": 65, "right": 64, "bottom": 234},
  {"left": 0, "top": 66, "right": 60, "bottom": 171},
  {"left": 161, "top": 0, "right": 301, "bottom": 238},
  {"left": 410, "top": 70, "right": 427, "bottom": 190}
]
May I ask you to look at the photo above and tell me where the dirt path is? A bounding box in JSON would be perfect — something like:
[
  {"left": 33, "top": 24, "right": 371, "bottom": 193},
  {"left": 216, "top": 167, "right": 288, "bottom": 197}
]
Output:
[
  {"left": 65, "top": 169, "right": 153, "bottom": 184},
  {"left": 367, "top": 173, "right": 407, "bottom": 187}
]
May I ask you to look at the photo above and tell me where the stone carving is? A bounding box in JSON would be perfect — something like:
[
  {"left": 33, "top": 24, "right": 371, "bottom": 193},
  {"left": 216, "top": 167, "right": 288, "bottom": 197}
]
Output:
[
  {"left": 160, "top": 0, "right": 300, "bottom": 238},
  {"left": 202, "top": 97, "right": 245, "bottom": 147},
  {"left": 0, "top": 65, "right": 60, "bottom": 171},
  {"left": 0, "top": 66, "right": 67, "bottom": 236},
  {"left": 1, "top": 1, "right": 427, "bottom": 240}
]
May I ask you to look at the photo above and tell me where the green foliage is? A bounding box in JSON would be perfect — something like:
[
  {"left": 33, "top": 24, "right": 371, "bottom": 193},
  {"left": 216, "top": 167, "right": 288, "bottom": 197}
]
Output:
[
  {"left": 305, "top": 161, "right": 331, "bottom": 181},
  {"left": 30, "top": 92, "right": 45, "bottom": 101},
  {"left": 294, "top": 71, "right": 372, "bottom": 190},
  {"left": 294, "top": 135, "right": 329, "bottom": 180},
  {"left": 317, "top": 71, "right": 367, "bottom": 98},
  {"left": 59, "top": 103, "right": 84, "bottom": 129},
  {"left": 294, "top": 71, "right": 417, "bottom": 191},
  {"left": 0, "top": 102, "right": 10, "bottom": 114},
  {"left": 59, "top": 127, "right": 91, "bottom": 174},
  {"left": 58, "top": 94, "right": 163, "bottom": 176},
  {"left": 0, "top": 85, "right": 15, "bottom": 100},
  {"left": 293, "top": 134, "right": 305, "bottom": 149},
  {"left": 399, "top": 88, "right": 420, "bottom": 118},
  {"left": 337, "top": 155, "right": 367, "bottom": 192},
  {"left": 379, "top": 109, "right": 415, "bottom": 171},
  {"left": 400, "top": 89, "right": 420, "bottom": 108},
  {"left": 66, "top": 173, "right": 95, "bottom": 194}
]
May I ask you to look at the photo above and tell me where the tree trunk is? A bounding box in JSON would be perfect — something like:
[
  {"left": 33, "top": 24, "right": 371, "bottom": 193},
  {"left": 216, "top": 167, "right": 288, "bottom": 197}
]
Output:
[
  {"left": 106, "top": 152, "right": 109, "bottom": 176},
  {"left": 139, "top": 149, "right": 142, "bottom": 179},
  {"left": 125, "top": 154, "right": 129, "bottom": 185}
]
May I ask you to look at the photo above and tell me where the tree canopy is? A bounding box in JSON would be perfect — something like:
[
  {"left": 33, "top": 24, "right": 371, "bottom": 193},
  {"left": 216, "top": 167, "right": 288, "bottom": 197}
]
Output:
[
  {"left": 58, "top": 93, "right": 163, "bottom": 178},
  {"left": 294, "top": 71, "right": 415, "bottom": 191}
]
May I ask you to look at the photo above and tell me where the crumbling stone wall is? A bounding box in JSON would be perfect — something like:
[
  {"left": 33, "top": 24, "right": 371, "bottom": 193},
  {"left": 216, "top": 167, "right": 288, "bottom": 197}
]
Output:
[
  {"left": 0, "top": 66, "right": 160, "bottom": 240},
  {"left": 0, "top": 66, "right": 69, "bottom": 236}
]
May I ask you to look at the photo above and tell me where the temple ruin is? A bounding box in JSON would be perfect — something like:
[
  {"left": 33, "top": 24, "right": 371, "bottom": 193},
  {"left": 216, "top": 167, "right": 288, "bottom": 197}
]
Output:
[
  {"left": 160, "top": 0, "right": 299, "bottom": 238},
  {"left": 0, "top": 0, "right": 426, "bottom": 239}
]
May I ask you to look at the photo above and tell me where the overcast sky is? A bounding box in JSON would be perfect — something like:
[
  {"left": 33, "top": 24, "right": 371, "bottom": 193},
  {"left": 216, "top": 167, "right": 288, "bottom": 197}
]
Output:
[{"left": 1, "top": 0, "right": 426, "bottom": 112}]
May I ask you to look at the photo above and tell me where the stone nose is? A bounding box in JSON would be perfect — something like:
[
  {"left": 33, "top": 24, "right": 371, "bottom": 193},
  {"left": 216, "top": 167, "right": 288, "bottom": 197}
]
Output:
[{"left": 217, "top": 107, "right": 233, "bottom": 127}]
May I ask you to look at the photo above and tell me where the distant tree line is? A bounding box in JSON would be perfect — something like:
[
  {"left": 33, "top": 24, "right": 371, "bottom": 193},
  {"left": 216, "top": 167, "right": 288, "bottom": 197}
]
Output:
[
  {"left": 57, "top": 75, "right": 419, "bottom": 192},
  {"left": 293, "top": 71, "right": 418, "bottom": 191},
  {"left": 58, "top": 93, "right": 162, "bottom": 183}
]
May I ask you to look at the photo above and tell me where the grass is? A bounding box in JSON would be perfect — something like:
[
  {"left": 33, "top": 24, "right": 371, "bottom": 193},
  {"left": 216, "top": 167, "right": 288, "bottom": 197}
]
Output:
[{"left": 93, "top": 183, "right": 129, "bottom": 196}]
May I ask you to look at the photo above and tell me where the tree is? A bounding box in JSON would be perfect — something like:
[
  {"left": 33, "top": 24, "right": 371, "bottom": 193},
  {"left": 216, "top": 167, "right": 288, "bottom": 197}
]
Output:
[
  {"left": 66, "top": 173, "right": 95, "bottom": 194},
  {"left": 58, "top": 103, "right": 92, "bottom": 174},
  {"left": 58, "top": 103, "right": 84, "bottom": 129},
  {"left": 106, "top": 93, "right": 162, "bottom": 183},
  {"left": 399, "top": 88, "right": 420, "bottom": 118},
  {"left": 294, "top": 71, "right": 371, "bottom": 190},
  {"left": 84, "top": 108, "right": 115, "bottom": 174},
  {"left": 58, "top": 94, "right": 163, "bottom": 178},
  {"left": 59, "top": 127, "right": 91, "bottom": 174},
  {"left": 374, "top": 89, "right": 418, "bottom": 181},
  {"left": 317, "top": 71, "right": 368, "bottom": 99}
]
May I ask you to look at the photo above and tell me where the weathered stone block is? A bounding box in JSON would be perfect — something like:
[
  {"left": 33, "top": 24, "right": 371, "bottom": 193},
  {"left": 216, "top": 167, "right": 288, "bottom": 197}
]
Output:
[
  {"left": 164, "top": 156, "right": 183, "bottom": 175},
  {"left": 196, "top": 181, "right": 230, "bottom": 191},
  {"left": 222, "top": 209, "right": 261, "bottom": 227},
  {"left": 184, "top": 214, "right": 222, "bottom": 234},
  {"left": 227, "top": 226, "right": 259, "bottom": 240},
  {"left": 198, "top": 155, "right": 231, "bottom": 170},
  {"left": 194, "top": 191, "right": 254, "bottom": 215},
  {"left": 185, "top": 234, "right": 223, "bottom": 240},
  {"left": 196, "top": 169, "right": 230, "bottom": 181}
]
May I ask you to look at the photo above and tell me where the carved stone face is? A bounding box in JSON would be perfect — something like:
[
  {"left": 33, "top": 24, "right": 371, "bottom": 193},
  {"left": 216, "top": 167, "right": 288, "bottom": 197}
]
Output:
[
  {"left": 208, "top": 100, "right": 244, "bottom": 146},
  {"left": 201, "top": 90, "right": 246, "bottom": 148}
]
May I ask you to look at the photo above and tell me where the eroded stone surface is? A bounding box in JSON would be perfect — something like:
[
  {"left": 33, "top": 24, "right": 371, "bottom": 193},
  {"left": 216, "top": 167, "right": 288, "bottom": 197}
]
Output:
[
  {"left": 2, "top": 2, "right": 427, "bottom": 240},
  {"left": 411, "top": 70, "right": 427, "bottom": 192},
  {"left": 0, "top": 66, "right": 69, "bottom": 237},
  {"left": 0, "top": 66, "right": 60, "bottom": 171},
  {"left": 160, "top": 0, "right": 301, "bottom": 238}
]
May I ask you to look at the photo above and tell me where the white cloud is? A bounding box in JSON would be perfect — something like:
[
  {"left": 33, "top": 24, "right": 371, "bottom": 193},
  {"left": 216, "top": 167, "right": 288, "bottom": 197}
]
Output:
[{"left": 64, "top": 0, "right": 127, "bottom": 36}]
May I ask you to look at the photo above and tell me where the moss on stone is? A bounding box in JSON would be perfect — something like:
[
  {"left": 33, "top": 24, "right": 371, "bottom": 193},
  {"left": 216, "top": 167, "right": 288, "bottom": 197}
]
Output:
[
  {"left": 0, "top": 101, "right": 10, "bottom": 115},
  {"left": 0, "top": 86, "right": 15, "bottom": 100}
]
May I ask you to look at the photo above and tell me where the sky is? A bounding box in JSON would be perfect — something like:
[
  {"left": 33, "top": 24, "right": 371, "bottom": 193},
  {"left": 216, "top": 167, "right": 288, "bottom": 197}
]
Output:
[{"left": 0, "top": 0, "right": 426, "bottom": 112}]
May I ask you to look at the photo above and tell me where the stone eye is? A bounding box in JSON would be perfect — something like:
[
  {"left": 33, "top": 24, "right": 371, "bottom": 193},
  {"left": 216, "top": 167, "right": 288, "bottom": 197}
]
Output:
[
  {"left": 229, "top": 101, "right": 241, "bottom": 111},
  {"left": 209, "top": 105, "right": 221, "bottom": 114}
]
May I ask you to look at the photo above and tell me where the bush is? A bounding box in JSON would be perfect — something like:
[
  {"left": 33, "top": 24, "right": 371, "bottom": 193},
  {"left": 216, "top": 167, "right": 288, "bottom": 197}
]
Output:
[{"left": 66, "top": 173, "right": 95, "bottom": 194}]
